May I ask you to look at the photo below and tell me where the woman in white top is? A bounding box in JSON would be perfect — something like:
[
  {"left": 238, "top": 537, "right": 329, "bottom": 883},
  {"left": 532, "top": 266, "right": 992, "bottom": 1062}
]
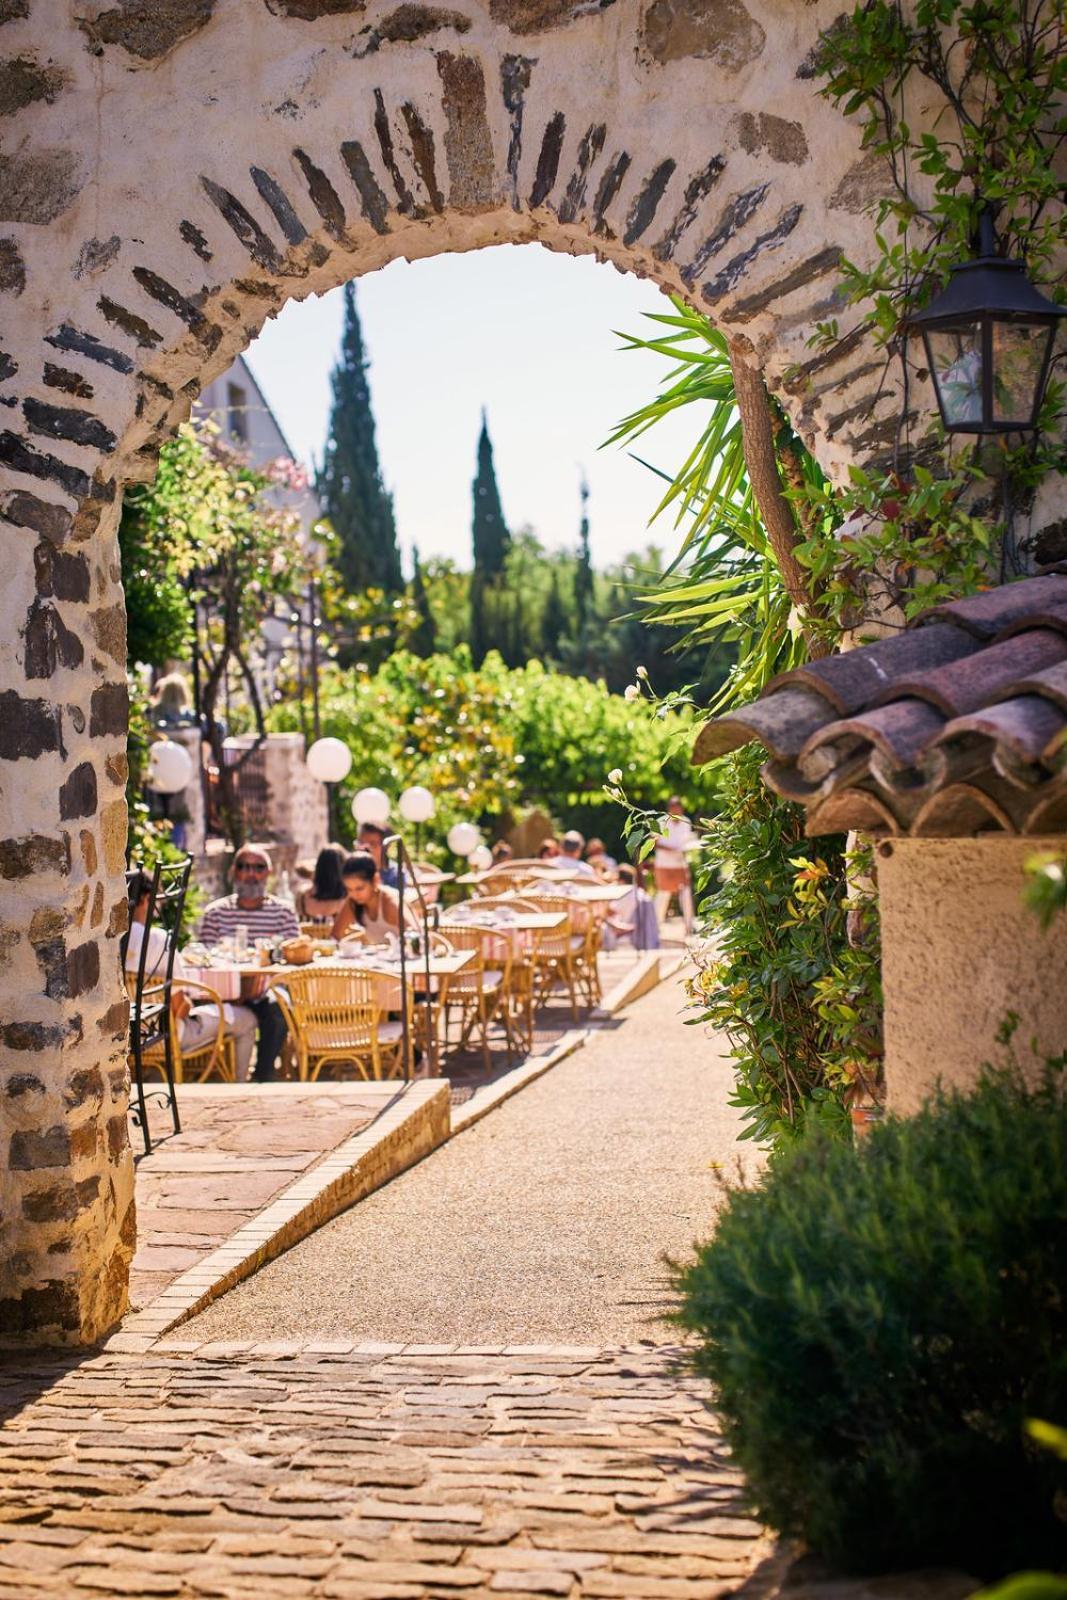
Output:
[{"left": 331, "top": 852, "right": 415, "bottom": 945}]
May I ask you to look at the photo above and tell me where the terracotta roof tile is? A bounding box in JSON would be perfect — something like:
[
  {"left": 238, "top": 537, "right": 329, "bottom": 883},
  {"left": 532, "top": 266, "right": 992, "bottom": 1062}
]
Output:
[{"left": 692, "top": 573, "right": 1067, "bottom": 838}]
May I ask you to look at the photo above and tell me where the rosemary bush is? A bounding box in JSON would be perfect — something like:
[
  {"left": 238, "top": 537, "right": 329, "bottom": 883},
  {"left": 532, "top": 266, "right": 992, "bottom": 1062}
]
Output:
[{"left": 677, "top": 1065, "right": 1067, "bottom": 1576}]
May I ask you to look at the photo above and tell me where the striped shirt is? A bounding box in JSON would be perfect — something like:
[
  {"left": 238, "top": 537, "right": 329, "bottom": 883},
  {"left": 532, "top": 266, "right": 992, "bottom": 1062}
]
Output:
[{"left": 199, "top": 894, "right": 300, "bottom": 946}]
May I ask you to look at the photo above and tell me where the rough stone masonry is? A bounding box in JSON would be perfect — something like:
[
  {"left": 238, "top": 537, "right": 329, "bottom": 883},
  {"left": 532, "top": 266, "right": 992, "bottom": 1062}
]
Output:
[{"left": 0, "top": 0, "right": 1020, "bottom": 1344}]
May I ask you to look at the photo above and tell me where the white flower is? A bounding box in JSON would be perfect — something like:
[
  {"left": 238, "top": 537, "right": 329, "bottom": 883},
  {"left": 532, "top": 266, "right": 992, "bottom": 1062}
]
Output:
[
  {"left": 786, "top": 605, "right": 805, "bottom": 639},
  {"left": 607, "top": 768, "right": 623, "bottom": 786},
  {"left": 624, "top": 684, "right": 640, "bottom": 701},
  {"left": 635, "top": 665, "right": 648, "bottom": 680}
]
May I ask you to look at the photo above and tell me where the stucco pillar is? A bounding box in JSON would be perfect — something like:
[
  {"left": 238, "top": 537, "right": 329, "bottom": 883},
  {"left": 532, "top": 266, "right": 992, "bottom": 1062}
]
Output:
[
  {"left": 878, "top": 836, "right": 1067, "bottom": 1115},
  {"left": 0, "top": 493, "right": 135, "bottom": 1345}
]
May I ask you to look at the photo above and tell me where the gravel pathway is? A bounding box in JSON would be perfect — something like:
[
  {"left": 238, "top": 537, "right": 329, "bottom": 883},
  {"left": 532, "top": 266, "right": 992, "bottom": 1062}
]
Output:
[{"left": 185, "top": 973, "right": 759, "bottom": 1346}]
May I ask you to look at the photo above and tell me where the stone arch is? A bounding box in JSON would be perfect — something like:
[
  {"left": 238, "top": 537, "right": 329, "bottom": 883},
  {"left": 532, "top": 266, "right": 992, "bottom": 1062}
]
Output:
[{"left": 0, "top": 0, "right": 896, "bottom": 1343}]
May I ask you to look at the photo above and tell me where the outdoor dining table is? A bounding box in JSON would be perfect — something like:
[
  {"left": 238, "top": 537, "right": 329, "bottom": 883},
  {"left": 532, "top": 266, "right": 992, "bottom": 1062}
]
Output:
[{"left": 181, "top": 948, "right": 474, "bottom": 1010}]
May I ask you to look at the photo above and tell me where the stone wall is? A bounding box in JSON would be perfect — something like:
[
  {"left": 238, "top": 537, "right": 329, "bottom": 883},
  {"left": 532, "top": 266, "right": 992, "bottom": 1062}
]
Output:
[
  {"left": 879, "top": 837, "right": 1067, "bottom": 1115},
  {"left": 0, "top": 0, "right": 995, "bottom": 1342}
]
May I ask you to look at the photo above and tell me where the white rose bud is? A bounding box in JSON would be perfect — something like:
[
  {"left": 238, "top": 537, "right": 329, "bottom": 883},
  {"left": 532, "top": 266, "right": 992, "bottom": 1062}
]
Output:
[
  {"left": 608, "top": 768, "right": 623, "bottom": 785},
  {"left": 635, "top": 665, "right": 648, "bottom": 679},
  {"left": 624, "top": 684, "right": 640, "bottom": 701}
]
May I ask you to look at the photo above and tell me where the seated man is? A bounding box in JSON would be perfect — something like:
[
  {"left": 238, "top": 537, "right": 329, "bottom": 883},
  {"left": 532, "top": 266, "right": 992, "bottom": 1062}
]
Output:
[
  {"left": 356, "top": 821, "right": 401, "bottom": 889},
  {"left": 199, "top": 844, "right": 299, "bottom": 1082},
  {"left": 126, "top": 871, "right": 258, "bottom": 1079},
  {"left": 559, "top": 829, "right": 597, "bottom": 878}
]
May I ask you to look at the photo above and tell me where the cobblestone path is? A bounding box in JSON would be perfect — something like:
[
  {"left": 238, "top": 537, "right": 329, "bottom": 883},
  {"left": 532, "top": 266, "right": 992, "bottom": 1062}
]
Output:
[{"left": 0, "top": 1342, "right": 774, "bottom": 1598}]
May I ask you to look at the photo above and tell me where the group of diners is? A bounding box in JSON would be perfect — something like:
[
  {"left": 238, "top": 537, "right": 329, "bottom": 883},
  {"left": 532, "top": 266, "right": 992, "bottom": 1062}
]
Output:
[
  {"left": 489, "top": 799, "right": 696, "bottom": 934},
  {"left": 126, "top": 838, "right": 408, "bottom": 1087},
  {"left": 126, "top": 797, "right": 698, "bottom": 1088}
]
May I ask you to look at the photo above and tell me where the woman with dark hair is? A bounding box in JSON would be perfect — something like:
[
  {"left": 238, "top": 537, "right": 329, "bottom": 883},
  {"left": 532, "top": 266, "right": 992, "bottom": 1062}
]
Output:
[
  {"left": 331, "top": 852, "right": 414, "bottom": 945},
  {"left": 300, "top": 846, "right": 347, "bottom": 922}
]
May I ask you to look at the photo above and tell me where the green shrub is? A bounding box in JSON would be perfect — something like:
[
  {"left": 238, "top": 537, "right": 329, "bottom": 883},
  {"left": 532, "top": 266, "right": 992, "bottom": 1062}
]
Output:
[{"left": 677, "top": 1067, "right": 1067, "bottom": 1577}]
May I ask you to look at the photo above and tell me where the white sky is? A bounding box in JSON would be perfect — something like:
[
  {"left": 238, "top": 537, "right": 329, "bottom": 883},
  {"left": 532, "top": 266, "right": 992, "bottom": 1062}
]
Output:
[{"left": 244, "top": 243, "right": 704, "bottom": 572}]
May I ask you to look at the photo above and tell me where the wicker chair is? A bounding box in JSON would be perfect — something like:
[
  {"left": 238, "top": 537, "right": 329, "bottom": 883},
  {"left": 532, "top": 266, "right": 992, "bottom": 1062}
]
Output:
[
  {"left": 436, "top": 923, "right": 513, "bottom": 1069},
  {"left": 124, "top": 973, "right": 235, "bottom": 1085},
  {"left": 470, "top": 868, "right": 539, "bottom": 897},
  {"left": 520, "top": 893, "right": 601, "bottom": 1018},
  {"left": 275, "top": 967, "right": 404, "bottom": 1081}
]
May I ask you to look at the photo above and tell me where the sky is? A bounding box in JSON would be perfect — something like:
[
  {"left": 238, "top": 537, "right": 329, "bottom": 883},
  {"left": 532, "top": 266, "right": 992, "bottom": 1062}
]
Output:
[{"left": 243, "top": 243, "right": 703, "bottom": 573}]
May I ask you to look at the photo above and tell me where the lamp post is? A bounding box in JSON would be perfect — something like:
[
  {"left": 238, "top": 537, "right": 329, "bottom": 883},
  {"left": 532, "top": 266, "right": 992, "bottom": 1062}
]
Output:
[
  {"left": 398, "top": 784, "right": 435, "bottom": 859},
  {"left": 905, "top": 209, "right": 1067, "bottom": 434},
  {"left": 306, "top": 736, "right": 352, "bottom": 844}
]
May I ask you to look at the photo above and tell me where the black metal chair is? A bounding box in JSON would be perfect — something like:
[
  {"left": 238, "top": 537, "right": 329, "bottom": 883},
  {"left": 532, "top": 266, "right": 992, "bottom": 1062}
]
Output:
[{"left": 121, "top": 856, "right": 193, "bottom": 1155}]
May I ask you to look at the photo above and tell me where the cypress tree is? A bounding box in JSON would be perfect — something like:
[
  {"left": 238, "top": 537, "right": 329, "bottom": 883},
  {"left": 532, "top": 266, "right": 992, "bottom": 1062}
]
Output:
[
  {"left": 317, "top": 282, "right": 403, "bottom": 596},
  {"left": 408, "top": 546, "right": 437, "bottom": 657},
  {"left": 574, "top": 473, "right": 594, "bottom": 629},
  {"left": 469, "top": 410, "right": 510, "bottom": 662},
  {"left": 471, "top": 411, "right": 509, "bottom": 580},
  {"left": 540, "top": 569, "right": 567, "bottom": 660}
]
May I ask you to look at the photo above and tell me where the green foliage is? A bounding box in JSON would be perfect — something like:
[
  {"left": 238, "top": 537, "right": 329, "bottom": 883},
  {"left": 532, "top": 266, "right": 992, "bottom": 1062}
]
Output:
[
  {"left": 269, "top": 649, "right": 717, "bottom": 857},
  {"left": 605, "top": 301, "right": 823, "bottom": 711},
  {"left": 125, "top": 678, "right": 203, "bottom": 933},
  {"left": 1025, "top": 852, "right": 1067, "bottom": 930},
  {"left": 676, "top": 1066, "right": 1067, "bottom": 1577},
  {"left": 683, "top": 746, "right": 881, "bottom": 1147},
  {"left": 317, "top": 282, "right": 403, "bottom": 596},
  {"left": 119, "top": 419, "right": 312, "bottom": 845},
  {"left": 407, "top": 548, "right": 437, "bottom": 657},
  {"left": 805, "top": 0, "right": 1067, "bottom": 606}
]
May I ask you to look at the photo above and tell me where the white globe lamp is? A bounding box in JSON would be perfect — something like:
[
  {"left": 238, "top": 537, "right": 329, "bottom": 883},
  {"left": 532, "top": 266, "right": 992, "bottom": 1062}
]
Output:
[
  {"left": 468, "top": 844, "right": 493, "bottom": 872},
  {"left": 352, "top": 786, "right": 391, "bottom": 827},
  {"left": 146, "top": 739, "right": 193, "bottom": 796},
  {"left": 447, "top": 821, "right": 481, "bottom": 858},
  {"left": 306, "top": 737, "right": 352, "bottom": 784},
  {"left": 399, "top": 785, "right": 434, "bottom": 824}
]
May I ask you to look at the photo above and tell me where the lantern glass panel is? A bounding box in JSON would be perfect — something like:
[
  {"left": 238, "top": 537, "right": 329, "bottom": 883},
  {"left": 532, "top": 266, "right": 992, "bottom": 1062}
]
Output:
[
  {"left": 925, "top": 325, "right": 984, "bottom": 427},
  {"left": 991, "top": 319, "right": 1051, "bottom": 426}
]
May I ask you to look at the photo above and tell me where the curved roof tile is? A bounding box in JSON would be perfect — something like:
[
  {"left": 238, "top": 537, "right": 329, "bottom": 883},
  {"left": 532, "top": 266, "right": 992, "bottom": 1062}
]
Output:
[{"left": 692, "top": 573, "right": 1067, "bottom": 838}]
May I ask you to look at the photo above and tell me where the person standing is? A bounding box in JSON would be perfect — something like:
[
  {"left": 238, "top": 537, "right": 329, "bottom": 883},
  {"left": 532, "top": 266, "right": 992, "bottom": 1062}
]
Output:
[
  {"left": 653, "top": 797, "right": 697, "bottom": 933},
  {"left": 199, "top": 844, "right": 299, "bottom": 1081}
]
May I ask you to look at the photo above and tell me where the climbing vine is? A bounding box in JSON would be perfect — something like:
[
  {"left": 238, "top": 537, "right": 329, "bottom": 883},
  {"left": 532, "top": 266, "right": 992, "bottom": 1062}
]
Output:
[{"left": 797, "top": 0, "right": 1067, "bottom": 629}]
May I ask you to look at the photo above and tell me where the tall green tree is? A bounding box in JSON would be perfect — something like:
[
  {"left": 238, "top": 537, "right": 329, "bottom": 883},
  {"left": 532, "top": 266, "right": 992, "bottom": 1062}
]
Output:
[
  {"left": 574, "top": 473, "right": 594, "bottom": 630},
  {"left": 540, "top": 569, "right": 567, "bottom": 660},
  {"left": 317, "top": 282, "right": 403, "bottom": 596},
  {"left": 469, "top": 410, "right": 510, "bottom": 662},
  {"left": 471, "top": 410, "right": 510, "bottom": 578},
  {"left": 407, "top": 546, "right": 437, "bottom": 657}
]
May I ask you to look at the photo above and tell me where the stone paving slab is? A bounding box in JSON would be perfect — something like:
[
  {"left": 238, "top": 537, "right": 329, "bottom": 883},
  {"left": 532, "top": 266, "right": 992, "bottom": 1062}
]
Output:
[
  {"left": 118, "top": 1082, "right": 451, "bottom": 1349},
  {"left": 0, "top": 1343, "right": 776, "bottom": 1599},
  {"left": 130, "top": 1086, "right": 391, "bottom": 1311}
]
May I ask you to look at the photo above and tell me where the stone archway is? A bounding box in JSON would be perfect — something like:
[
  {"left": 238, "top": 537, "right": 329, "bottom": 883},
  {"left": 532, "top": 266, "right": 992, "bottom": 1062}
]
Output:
[{"left": 0, "top": 0, "right": 896, "bottom": 1344}]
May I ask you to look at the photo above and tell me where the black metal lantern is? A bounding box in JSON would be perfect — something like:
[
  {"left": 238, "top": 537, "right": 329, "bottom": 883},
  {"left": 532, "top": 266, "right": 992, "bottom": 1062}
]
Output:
[{"left": 906, "top": 211, "right": 1067, "bottom": 434}]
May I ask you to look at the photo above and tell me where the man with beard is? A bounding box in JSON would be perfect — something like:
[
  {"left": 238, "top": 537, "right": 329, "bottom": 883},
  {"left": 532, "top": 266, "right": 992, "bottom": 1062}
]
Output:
[{"left": 199, "top": 843, "right": 299, "bottom": 1082}]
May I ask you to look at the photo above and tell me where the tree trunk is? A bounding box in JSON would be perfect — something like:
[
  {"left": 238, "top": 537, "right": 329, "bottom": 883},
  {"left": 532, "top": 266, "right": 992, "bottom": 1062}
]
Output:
[{"left": 729, "top": 344, "right": 830, "bottom": 660}]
